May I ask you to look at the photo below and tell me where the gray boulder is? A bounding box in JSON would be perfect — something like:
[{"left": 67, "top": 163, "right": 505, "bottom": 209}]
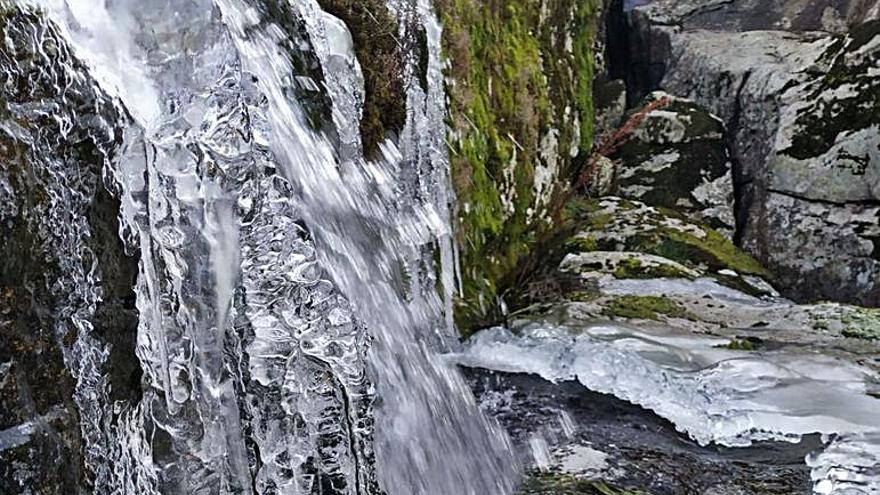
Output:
[
  {"left": 610, "top": 91, "right": 735, "bottom": 235},
  {"left": 613, "top": 0, "right": 880, "bottom": 306}
]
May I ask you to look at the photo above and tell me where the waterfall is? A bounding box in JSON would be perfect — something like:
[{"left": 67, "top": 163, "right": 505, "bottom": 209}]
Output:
[{"left": 15, "top": 0, "right": 516, "bottom": 493}]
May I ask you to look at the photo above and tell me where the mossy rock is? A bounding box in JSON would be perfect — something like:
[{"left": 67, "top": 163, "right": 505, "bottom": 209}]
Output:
[
  {"left": 519, "top": 471, "right": 651, "bottom": 495},
  {"left": 435, "top": 0, "right": 602, "bottom": 331},
  {"left": 564, "top": 198, "right": 771, "bottom": 279},
  {"left": 840, "top": 307, "right": 880, "bottom": 340},
  {"left": 603, "top": 295, "right": 698, "bottom": 321},
  {"left": 611, "top": 92, "right": 735, "bottom": 235},
  {"left": 502, "top": 197, "right": 775, "bottom": 317}
]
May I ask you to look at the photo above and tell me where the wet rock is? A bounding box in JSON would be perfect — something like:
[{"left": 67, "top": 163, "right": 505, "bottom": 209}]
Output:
[
  {"left": 469, "top": 369, "right": 820, "bottom": 495},
  {"left": 614, "top": 0, "right": 880, "bottom": 306},
  {"left": 610, "top": 92, "right": 735, "bottom": 235}
]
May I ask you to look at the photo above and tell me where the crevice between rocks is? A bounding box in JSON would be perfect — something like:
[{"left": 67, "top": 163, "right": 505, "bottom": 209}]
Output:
[
  {"left": 728, "top": 70, "right": 753, "bottom": 247},
  {"left": 766, "top": 187, "right": 880, "bottom": 208}
]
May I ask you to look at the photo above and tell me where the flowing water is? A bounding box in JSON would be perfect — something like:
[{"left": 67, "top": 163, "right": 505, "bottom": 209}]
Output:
[{"left": 15, "top": 0, "right": 515, "bottom": 493}]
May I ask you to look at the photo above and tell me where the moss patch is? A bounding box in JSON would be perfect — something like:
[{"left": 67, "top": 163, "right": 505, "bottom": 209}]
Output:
[
  {"left": 652, "top": 227, "right": 770, "bottom": 278},
  {"left": 436, "top": 0, "right": 601, "bottom": 330},
  {"left": 841, "top": 308, "right": 880, "bottom": 340},
  {"left": 611, "top": 257, "right": 693, "bottom": 280},
  {"left": 519, "top": 472, "right": 651, "bottom": 494},
  {"left": 603, "top": 296, "right": 697, "bottom": 321},
  {"left": 719, "top": 337, "right": 764, "bottom": 351},
  {"left": 566, "top": 199, "right": 770, "bottom": 278}
]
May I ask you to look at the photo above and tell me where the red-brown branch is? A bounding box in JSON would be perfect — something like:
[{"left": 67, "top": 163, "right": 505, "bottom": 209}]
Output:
[{"left": 574, "top": 95, "right": 672, "bottom": 193}]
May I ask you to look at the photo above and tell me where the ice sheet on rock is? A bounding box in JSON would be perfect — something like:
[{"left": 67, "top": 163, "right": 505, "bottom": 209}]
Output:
[
  {"left": 600, "top": 277, "right": 776, "bottom": 306},
  {"left": 0, "top": 8, "right": 133, "bottom": 489},
  {"left": 296, "top": 0, "right": 364, "bottom": 159},
  {"left": 457, "top": 323, "right": 880, "bottom": 494},
  {"left": 809, "top": 432, "right": 880, "bottom": 495},
  {"left": 29, "top": 0, "right": 514, "bottom": 493}
]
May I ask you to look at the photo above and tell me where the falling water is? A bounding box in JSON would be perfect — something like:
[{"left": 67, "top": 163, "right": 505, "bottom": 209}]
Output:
[{"left": 16, "top": 0, "right": 515, "bottom": 493}]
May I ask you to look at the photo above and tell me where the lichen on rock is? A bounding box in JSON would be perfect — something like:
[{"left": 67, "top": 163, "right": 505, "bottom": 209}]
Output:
[
  {"left": 624, "top": 2, "right": 880, "bottom": 307},
  {"left": 610, "top": 91, "right": 735, "bottom": 235}
]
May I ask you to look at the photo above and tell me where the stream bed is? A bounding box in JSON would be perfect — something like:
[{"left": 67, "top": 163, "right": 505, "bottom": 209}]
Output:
[{"left": 457, "top": 322, "right": 880, "bottom": 494}]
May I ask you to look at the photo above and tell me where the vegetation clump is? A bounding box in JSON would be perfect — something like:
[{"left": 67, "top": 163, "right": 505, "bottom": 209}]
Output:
[
  {"left": 435, "top": 0, "right": 601, "bottom": 330},
  {"left": 720, "top": 337, "right": 763, "bottom": 351},
  {"left": 603, "top": 296, "right": 697, "bottom": 321},
  {"left": 316, "top": 0, "right": 407, "bottom": 156},
  {"left": 519, "top": 471, "right": 651, "bottom": 494},
  {"left": 841, "top": 308, "right": 880, "bottom": 340},
  {"left": 611, "top": 257, "right": 693, "bottom": 280}
]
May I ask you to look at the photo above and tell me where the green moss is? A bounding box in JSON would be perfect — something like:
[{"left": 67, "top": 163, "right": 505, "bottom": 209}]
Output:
[
  {"left": 641, "top": 225, "right": 771, "bottom": 279},
  {"left": 519, "top": 471, "right": 651, "bottom": 494},
  {"left": 812, "top": 316, "right": 831, "bottom": 331},
  {"left": 567, "top": 236, "right": 600, "bottom": 253},
  {"left": 568, "top": 199, "right": 771, "bottom": 279},
  {"left": 316, "top": 0, "right": 407, "bottom": 157},
  {"left": 611, "top": 257, "right": 693, "bottom": 280},
  {"left": 436, "top": 0, "right": 601, "bottom": 331},
  {"left": 603, "top": 296, "right": 697, "bottom": 321},
  {"left": 841, "top": 308, "right": 880, "bottom": 340},
  {"left": 719, "top": 337, "right": 763, "bottom": 351},
  {"left": 568, "top": 290, "right": 601, "bottom": 303}
]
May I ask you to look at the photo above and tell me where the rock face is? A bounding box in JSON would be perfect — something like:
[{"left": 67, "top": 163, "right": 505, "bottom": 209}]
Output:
[
  {"left": 593, "top": 78, "right": 627, "bottom": 137},
  {"left": 435, "top": 0, "right": 602, "bottom": 329},
  {"left": 611, "top": 0, "right": 880, "bottom": 306},
  {"left": 0, "top": 7, "right": 139, "bottom": 493},
  {"left": 610, "top": 92, "right": 735, "bottom": 235}
]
